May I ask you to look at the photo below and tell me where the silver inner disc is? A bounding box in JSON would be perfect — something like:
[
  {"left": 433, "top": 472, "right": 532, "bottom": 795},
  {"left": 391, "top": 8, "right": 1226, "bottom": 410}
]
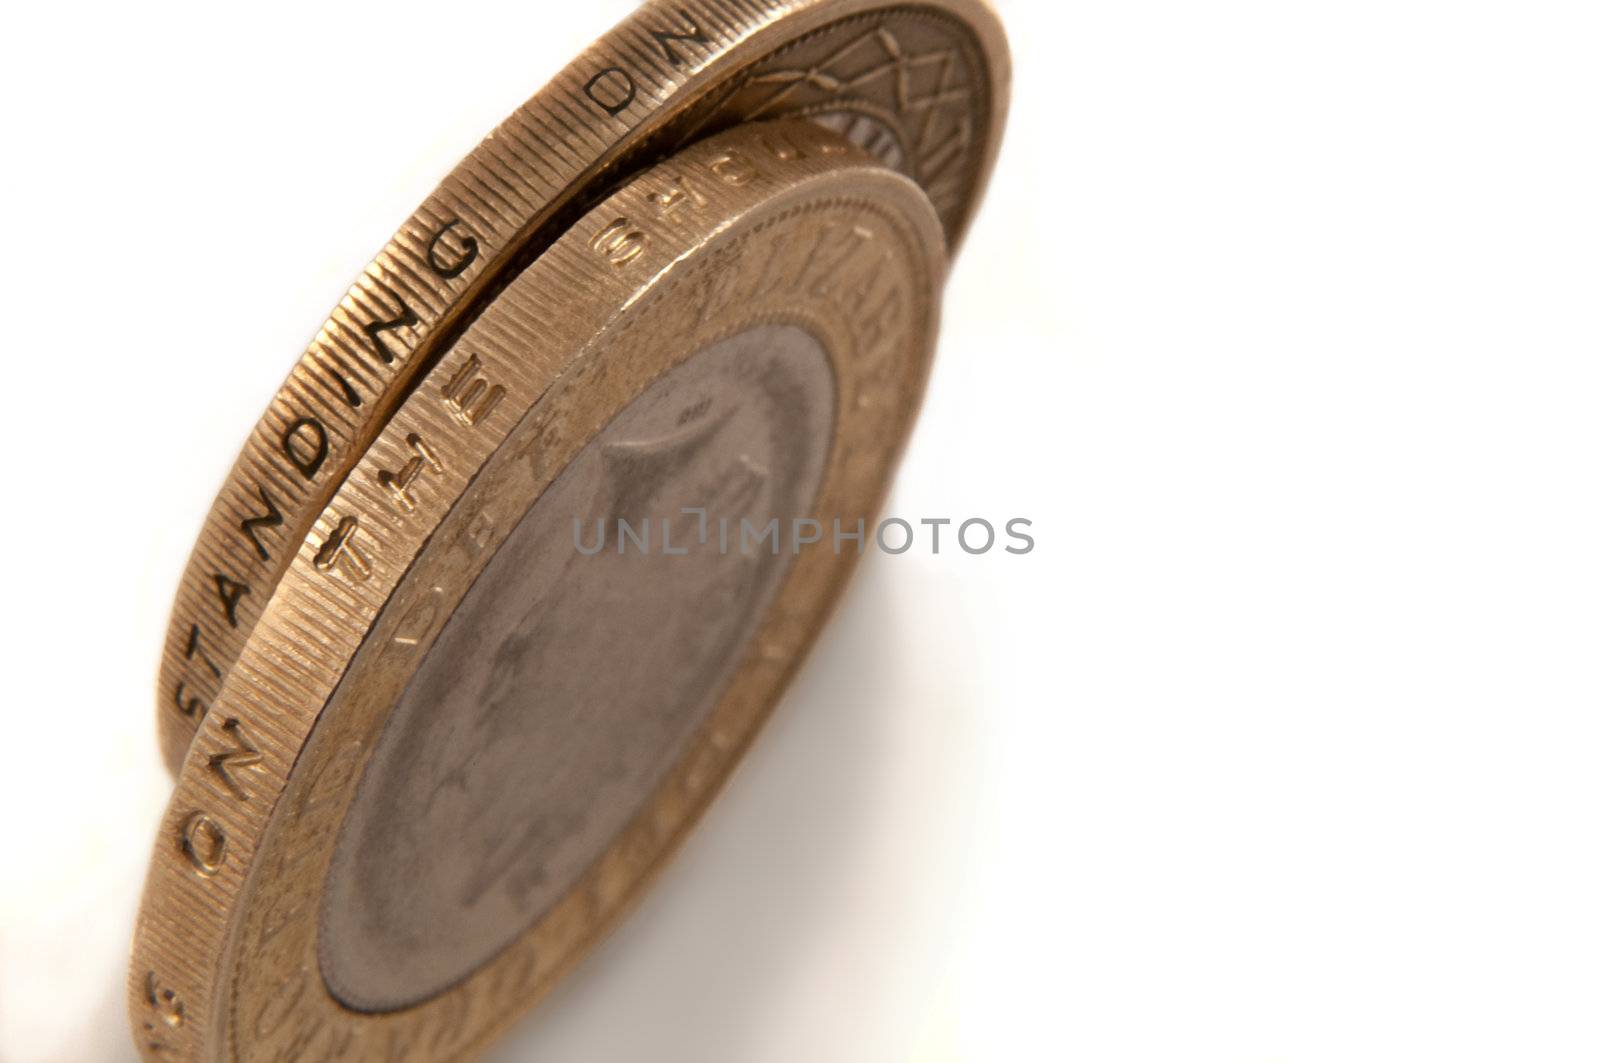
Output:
[{"left": 318, "top": 324, "right": 835, "bottom": 1012}]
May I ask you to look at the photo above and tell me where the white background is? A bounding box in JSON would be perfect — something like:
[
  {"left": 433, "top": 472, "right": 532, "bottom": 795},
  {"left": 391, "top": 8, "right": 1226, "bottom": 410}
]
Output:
[{"left": 3, "top": 1, "right": 1599, "bottom": 1060}]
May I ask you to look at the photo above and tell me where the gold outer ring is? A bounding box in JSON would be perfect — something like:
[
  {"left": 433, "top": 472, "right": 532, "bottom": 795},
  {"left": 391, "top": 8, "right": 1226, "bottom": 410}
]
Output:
[
  {"left": 156, "top": 0, "right": 1010, "bottom": 772},
  {"left": 131, "top": 119, "right": 945, "bottom": 1060}
]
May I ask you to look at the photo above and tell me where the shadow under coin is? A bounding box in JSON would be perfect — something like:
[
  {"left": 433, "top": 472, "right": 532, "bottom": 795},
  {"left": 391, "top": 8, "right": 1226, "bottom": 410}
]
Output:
[{"left": 483, "top": 553, "right": 917, "bottom": 1063}]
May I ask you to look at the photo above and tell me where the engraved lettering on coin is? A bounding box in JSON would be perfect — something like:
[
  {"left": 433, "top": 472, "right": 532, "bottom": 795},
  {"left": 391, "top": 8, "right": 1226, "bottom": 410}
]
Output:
[
  {"left": 184, "top": 623, "right": 221, "bottom": 679},
  {"left": 212, "top": 572, "right": 248, "bottom": 628},
  {"left": 361, "top": 291, "right": 421, "bottom": 366},
  {"left": 583, "top": 66, "right": 638, "bottom": 117},
  {"left": 425, "top": 219, "right": 478, "bottom": 280},
  {"left": 280, "top": 416, "right": 330, "bottom": 481},
  {"left": 327, "top": 363, "right": 363, "bottom": 409},
  {"left": 589, "top": 217, "right": 650, "bottom": 268},
  {"left": 648, "top": 10, "right": 711, "bottom": 67},
  {"left": 171, "top": 680, "right": 204, "bottom": 721},
  {"left": 239, "top": 485, "right": 284, "bottom": 562},
  {"left": 314, "top": 515, "right": 374, "bottom": 583},
  {"left": 440, "top": 353, "right": 505, "bottom": 428},
  {"left": 318, "top": 323, "right": 835, "bottom": 1011},
  {"left": 207, "top": 718, "right": 264, "bottom": 802},
  {"left": 144, "top": 971, "right": 184, "bottom": 1028},
  {"left": 179, "top": 811, "right": 227, "bottom": 876},
  {"left": 376, "top": 432, "right": 442, "bottom": 515}
]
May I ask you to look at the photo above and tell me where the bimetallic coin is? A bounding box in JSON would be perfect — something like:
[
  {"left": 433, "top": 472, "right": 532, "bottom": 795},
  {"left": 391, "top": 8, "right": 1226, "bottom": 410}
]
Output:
[
  {"left": 131, "top": 119, "right": 945, "bottom": 1060},
  {"left": 156, "top": 0, "right": 1010, "bottom": 772}
]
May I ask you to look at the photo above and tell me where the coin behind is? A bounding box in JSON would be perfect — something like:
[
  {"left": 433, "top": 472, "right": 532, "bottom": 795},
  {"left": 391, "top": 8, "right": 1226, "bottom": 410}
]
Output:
[
  {"left": 154, "top": 0, "right": 1010, "bottom": 774},
  {"left": 131, "top": 119, "right": 946, "bottom": 1060}
]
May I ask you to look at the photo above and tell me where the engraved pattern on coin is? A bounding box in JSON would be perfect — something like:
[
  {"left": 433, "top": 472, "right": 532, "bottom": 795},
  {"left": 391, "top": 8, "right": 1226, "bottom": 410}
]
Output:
[{"left": 681, "top": 10, "right": 988, "bottom": 237}]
